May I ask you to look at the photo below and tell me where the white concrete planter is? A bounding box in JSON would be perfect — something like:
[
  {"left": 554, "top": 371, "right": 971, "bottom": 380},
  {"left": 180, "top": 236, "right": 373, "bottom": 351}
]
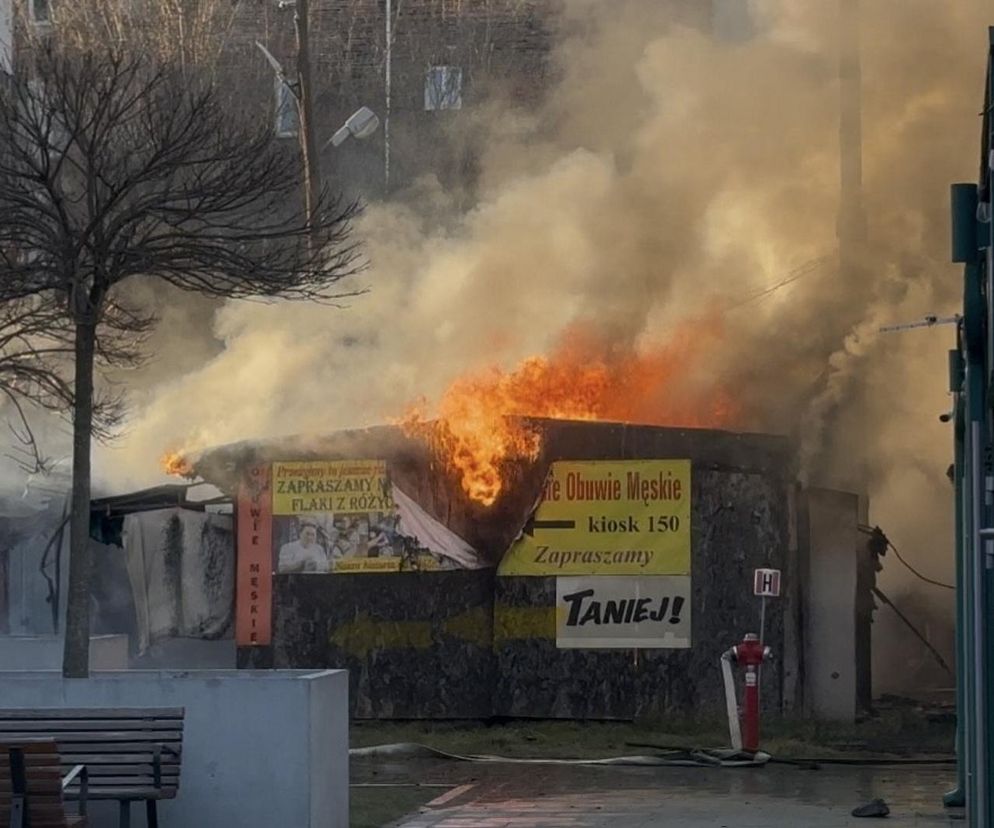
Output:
[
  {"left": 0, "top": 669, "right": 348, "bottom": 828},
  {"left": 0, "top": 635, "right": 129, "bottom": 670}
]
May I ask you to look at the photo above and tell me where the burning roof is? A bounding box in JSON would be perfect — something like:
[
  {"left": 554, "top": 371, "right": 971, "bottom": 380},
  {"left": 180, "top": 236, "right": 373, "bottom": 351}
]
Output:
[
  {"left": 399, "top": 316, "right": 742, "bottom": 506},
  {"left": 172, "top": 419, "right": 792, "bottom": 566}
]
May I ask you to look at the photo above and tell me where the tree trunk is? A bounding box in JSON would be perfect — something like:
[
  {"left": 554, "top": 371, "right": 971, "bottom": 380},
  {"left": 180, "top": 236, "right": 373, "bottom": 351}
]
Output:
[{"left": 61, "top": 319, "right": 97, "bottom": 678}]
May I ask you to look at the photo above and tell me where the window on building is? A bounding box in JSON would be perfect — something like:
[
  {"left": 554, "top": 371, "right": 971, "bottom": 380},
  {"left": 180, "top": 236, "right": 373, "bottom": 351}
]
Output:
[
  {"left": 424, "top": 65, "right": 462, "bottom": 112},
  {"left": 274, "top": 77, "right": 298, "bottom": 138},
  {"left": 29, "top": 0, "right": 51, "bottom": 25},
  {"left": 0, "top": 0, "right": 12, "bottom": 73}
]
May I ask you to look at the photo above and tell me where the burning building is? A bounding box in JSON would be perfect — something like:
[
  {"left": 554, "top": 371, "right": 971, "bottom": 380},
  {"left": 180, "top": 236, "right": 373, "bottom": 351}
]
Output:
[{"left": 174, "top": 416, "right": 875, "bottom": 721}]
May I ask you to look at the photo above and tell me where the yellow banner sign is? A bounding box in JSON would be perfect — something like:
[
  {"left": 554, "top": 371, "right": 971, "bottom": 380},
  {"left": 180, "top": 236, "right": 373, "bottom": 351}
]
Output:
[
  {"left": 333, "top": 556, "right": 447, "bottom": 573},
  {"left": 498, "top": 460, "right": 691, "bottom": 576},
  {"left": 272, "top": 460, "right": 393, "bottom": 515}
]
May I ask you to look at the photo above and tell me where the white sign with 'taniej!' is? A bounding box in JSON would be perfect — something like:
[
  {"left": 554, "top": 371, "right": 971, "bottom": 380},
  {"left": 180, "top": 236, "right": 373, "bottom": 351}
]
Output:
[{"left": 555, "top": 575, "right": 691, "bottom": 649}]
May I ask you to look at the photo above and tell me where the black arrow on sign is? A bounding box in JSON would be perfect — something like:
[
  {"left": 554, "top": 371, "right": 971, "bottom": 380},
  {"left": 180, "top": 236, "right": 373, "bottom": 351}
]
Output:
[{"left": 523, "top": 517, "right": 576, "bottom": 537}]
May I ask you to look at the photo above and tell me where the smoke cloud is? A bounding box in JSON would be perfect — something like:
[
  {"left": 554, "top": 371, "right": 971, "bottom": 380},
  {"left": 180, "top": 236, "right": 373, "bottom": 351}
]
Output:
[{"left": 79, "top": 0, "right": 986, "bottom": 680}]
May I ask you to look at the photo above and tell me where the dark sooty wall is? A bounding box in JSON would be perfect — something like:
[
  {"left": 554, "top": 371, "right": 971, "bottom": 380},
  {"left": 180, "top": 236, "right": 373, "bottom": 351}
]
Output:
[{"left": 229, "top": 422, "right": 794, "bottom": 719}]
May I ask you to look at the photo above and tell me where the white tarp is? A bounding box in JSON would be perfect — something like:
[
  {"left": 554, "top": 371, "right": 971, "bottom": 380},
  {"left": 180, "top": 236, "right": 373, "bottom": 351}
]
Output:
[
  {"left": 393, "top": 485, "right": 484, "bottom": 570},
  {"left": 3, "top": 498, "right": 69, "bottom": 635},
  {"left": 123, "top": 509, "right": 233, "bottom": 653}
]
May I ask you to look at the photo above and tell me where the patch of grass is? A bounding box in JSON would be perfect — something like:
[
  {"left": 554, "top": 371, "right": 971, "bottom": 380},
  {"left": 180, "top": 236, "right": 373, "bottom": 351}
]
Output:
[
  {"left": 761, "top": 710, "right": 955, "bottom": 757},
  {"left": 351, "top": 785, "right": 438, "bottom": 828},
  {"left": 351, "top": 709, "right": 954, "bottom": 760}
]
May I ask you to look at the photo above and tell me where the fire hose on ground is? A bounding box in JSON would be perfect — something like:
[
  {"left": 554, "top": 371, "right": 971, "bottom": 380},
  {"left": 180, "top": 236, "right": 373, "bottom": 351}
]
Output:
[
  {"left": 352, "top": 631, "right": 954, "bottom": 771},
  {"left": 350, "top": 741, "right": 771, "bottom": 767},
  {"left": 353, "top": 635, "right": 775, "bottom": 769}
]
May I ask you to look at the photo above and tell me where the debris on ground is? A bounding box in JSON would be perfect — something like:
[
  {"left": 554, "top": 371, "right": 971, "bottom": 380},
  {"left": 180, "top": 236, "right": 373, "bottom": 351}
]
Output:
[{"left": 852, "top": 798, "right": 891, "bottom": 818}]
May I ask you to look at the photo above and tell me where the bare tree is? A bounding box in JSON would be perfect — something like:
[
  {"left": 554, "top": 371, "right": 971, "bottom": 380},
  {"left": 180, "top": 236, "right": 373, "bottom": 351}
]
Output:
[
  {"left": 0, "top": 44, "right": 361, "bottom": 677},
  {"left": 0, "top": 292, "right": 149, "bottom": 474},
  {"left": 44, "top": 0, "right": 246, "bottom": 76}
]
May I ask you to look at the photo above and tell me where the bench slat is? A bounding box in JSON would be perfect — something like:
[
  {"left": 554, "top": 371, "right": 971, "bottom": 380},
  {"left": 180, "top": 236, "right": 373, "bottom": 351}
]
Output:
[
  {"left": 67, "top": 775, "right": 178, "bottom": 786},
  {"left": 1, "top": 754, "right": 179, "bottom": 768},
  {"left": 0, "top": 732, "right": 183, "bottom": 744},
  {"left": 69, "top": 778, "right": 179, "bottom": 788},
  {"left": 0, "top": 720, "right": 181, "bottom": 732},
  {"left": 54, "top": 764, "right": 177, "bottom": 776},
  {"left": 65, "top": 786, "right": 178, "bottom": 800},
  {"left": 38, "top": 742, "right": 182, "bottom": 754},
  {"left": 0, "top": 741, "right": 62, "bottom": 754},
  {"left": 0, "top": 775, "right": 66, "bottom": 794},
  {"left": 0, "top": 802, "right": 74, "bottom": 813},
  {"left": 0, "top": 812, "right": 86, "bottom": 828},
  {"left": 44, "top": 754, "right": 178, "bottom": 765},
  {"left": 0, "top": 709, "right": 182, "bottom": 720}
]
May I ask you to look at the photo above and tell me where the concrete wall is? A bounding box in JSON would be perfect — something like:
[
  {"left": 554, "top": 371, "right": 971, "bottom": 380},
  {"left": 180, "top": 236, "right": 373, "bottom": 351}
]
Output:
[
  {"left": 802, "top": 489, "right": 860, "bottom": 720},
  {"left": 0, "top": 635, "right": 128, "bottom": 670},
  {"left": 0, "top": 669, "right": 348, "bottom": 828}
]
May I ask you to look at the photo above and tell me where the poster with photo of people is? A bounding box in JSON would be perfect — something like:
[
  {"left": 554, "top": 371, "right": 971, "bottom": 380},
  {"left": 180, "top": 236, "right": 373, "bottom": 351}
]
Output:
[{"left": 270, "top": 459, "right": 464, "bottom": 573}]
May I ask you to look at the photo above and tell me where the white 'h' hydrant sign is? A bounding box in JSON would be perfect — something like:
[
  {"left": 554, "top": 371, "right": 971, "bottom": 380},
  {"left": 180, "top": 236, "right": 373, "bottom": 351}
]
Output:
[{"left": 753, "top": 568, "right": 781, "bottom": 597}]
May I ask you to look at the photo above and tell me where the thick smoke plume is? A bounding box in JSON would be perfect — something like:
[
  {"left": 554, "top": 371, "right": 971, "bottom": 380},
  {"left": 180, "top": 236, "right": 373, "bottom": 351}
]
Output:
[{"left": 78, "top": 0, "right": 987, "bottom": 680}]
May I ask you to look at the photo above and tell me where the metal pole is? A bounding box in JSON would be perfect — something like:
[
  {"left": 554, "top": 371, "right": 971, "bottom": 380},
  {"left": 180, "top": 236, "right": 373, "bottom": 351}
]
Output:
[
  {"left": 983, "top": 37, "right": 994, "bottom": 821},
  {"left": 759, "top": 595, "right": 767, "bottom": 645},
  {"left": 965, "top": 256, "right": 984, "bottom": 822},
  {"left": 294, "top": 0, "right": 322, "bottom": 241},
  {"left": 944, "top": 384, "right": 966, "bottom": 807},
  {"left": 948, "top": 182, "right": 977, "bottom": 810},
  {"left": 964, "top": 251, "right": 986, "bottom": 825},
  {"left": 837, "top": 0, "right": 866, "bottom": 265},
  {"left": 972, "top": 422, "right": 988, "bottom": 827},
  {"left": 384, "top": 0, "right": 391, "bottom": 193}
]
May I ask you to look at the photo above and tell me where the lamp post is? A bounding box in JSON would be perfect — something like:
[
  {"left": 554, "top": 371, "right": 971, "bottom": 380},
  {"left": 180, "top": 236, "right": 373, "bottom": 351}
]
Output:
[
  {"left": 293, "top": 0, "right": 321, "bottom": 234},
  {"left": 256, "top": 7, "right": 381, "bottom": 240}
]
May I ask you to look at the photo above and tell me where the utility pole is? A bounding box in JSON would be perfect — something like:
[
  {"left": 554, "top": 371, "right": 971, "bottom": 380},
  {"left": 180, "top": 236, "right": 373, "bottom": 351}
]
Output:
[
  {"left": 837, "top": 0, "right": 866, "bottom": 271},
  {"left": 257, "top": 16, "right": 379, "bottom": 219},
  {"left": 294, "top": 0, "right": 322, "bottom": 237},
  {"left": 384, "top": 0, "right": 392, "bottom": 193}
]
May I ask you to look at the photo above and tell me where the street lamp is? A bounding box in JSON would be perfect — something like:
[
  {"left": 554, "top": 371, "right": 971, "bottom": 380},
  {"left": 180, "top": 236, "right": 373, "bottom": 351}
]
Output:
[
  {"left": 255, "top": 36, "right": 379, "bottom": 236},
  {"left": 324, "top": 106, "right": 380, "bottom": 149}
]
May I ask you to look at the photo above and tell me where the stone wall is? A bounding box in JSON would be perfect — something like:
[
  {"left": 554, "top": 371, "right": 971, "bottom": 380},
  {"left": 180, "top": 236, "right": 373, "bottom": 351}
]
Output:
[
  {"left": 263, "top": 569, "right": 495, "bottom": 718},
  {"left": 494, "top": 467, "right": 790, "bottom": 718},
  {"left": 225, "top": 422, "right": 796, "bottom": 719}
]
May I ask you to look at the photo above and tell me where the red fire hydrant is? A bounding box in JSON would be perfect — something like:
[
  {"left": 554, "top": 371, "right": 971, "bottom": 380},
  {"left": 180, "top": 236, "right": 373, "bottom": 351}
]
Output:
[{"left": 721, "top": 633, "right": 772, "bottom": 753}]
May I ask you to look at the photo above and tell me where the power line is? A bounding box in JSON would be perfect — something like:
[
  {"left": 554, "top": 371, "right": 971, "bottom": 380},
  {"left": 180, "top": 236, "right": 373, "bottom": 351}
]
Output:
[
  {"left": 888, "top": 539, "right": 955, "bottom": 590},
  {"left": 724, "top": 254, "right": 833, "bottom": 312},
  {"left": 872, "top": 586, "right": 953, "bottom": 677},
  {"left": 859, "top": 524, "right": 954, "bottom": 590}
]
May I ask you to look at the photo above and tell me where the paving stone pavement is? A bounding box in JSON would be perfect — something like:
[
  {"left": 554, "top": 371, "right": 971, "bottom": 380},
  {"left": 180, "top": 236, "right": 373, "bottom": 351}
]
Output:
[{"left": 359, "top": 759, "right": 964, "bottom": 828}]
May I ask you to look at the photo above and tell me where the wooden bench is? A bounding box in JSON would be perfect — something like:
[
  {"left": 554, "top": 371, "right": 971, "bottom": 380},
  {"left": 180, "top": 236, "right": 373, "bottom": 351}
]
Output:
[
  {"left": 0, "top": 709, "right": 184, "bottom": 828},
  {"left": 0, "top": 739, "right": 88, "bottom": 827}
]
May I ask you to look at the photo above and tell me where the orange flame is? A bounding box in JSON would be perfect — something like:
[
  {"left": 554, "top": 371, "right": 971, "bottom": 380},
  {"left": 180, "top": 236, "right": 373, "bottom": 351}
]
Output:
[
  {"left": 161, "top": 451, "right": 194, "bottom": 477},
  {"left": 402, "top": 317, "right": 741, "bottom": 506}
]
